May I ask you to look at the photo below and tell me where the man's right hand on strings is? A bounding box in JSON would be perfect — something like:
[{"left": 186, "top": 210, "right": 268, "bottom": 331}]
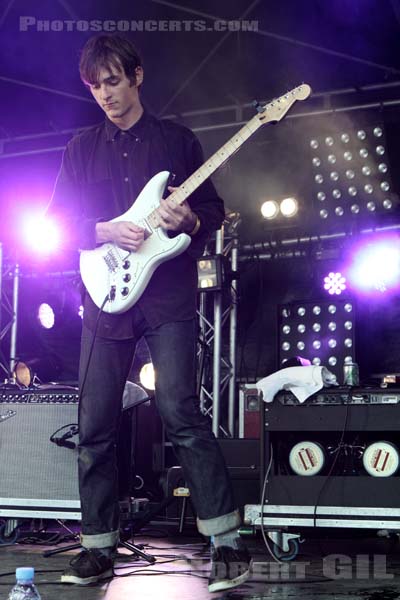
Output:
[{"left": 96, "top": 220, "right": 145, "bottom": 251}]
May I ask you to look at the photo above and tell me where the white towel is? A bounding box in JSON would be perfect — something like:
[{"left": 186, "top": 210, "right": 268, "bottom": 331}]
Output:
[{"left": 256, "top": 365, "right": 338, "bottom": 404}]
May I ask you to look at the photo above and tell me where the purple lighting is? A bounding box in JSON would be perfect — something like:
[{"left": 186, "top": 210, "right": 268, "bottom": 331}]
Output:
[
  {"left": 349, "top": 238, "right": 400, "bottom": 293},
  {"left": 21, "top": 215, "right": 61, "bottom": 255},
  {"left": 37, "top": 303, "right": 55, "bottom": 329},
  {"left": 324, "top": 272, "right": 347, "bottom": 295}
]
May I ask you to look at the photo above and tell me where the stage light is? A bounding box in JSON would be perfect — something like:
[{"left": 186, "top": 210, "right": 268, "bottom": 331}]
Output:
[
  {"left": 261, "top": 197, "right": 299, "bottom": 221},
  {"left": 323, "top": 272, "right": 347, "bottom": 295},
  {"left": 13, "top": 361, "right": 33, "bottom": 387},
  {"left": 261, "top": 200, "right": 279, "bottom": 219},
  {"left": 37, "top": 303, "right": 55, "bottom": 329},
  {"left": 139, "top": 362, "right": 155, "bottom": 391},
  {"left": 348, "top": 238, "right": 400, "bottom": 293},
  {"left": 279, "top": 299, "right": 355, "bottom": 382},
  {"left": 309, "top": 120, "right": 397, "bottom": 224},
  {"left": 21, "top": 215, "right": 61, "bottom": 254},
  {"left": 197, "top": 256, "right": 223, "bottom": 291},
  {"left": 280, "top": 197, "right": 298, "bottom": 218}
]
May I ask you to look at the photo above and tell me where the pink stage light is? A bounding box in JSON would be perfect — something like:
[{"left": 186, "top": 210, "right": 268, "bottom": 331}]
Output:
[
  {"left": 349, "top": 238, "right": 400, "bottom": 293},
  {"left": 21, "top": 215, "right": 61, "bottom": 255},
  {"left": 323, "top": 272, "right": 347, "bottom": 295}
]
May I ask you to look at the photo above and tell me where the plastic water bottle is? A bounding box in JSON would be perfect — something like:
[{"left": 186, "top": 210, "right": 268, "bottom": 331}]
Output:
[{"left": 7, "top": 567, "right": 41, "bottom": 600}]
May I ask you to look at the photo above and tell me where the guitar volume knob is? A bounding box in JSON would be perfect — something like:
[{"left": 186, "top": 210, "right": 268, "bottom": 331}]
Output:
[
  {"left": 123, "top": 260, "right": 130, "bottom": 269},
  {"left": 121, "top": 287, "right": 129, "bottom": 296},
  {"left": 123, "top": 274, "right": 131, "bottom": 282}
]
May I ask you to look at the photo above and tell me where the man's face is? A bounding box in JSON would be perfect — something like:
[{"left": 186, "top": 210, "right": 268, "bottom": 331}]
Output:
[{"left": 87, "top": 62, "right": 143, "bottom": 121}]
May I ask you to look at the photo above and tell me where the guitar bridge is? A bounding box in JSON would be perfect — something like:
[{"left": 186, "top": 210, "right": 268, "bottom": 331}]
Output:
[{"left": 103, "top": 248, "right": 119, "bottom": 272}]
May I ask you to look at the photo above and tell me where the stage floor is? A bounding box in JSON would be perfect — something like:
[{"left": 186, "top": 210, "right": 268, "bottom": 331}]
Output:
[{"left": 1, "top": 526, "right": 400, "bottom": 599}]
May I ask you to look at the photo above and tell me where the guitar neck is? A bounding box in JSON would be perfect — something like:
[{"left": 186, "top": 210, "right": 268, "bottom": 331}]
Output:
[
  {"left": 170, "top": 113, "right": 263, "bottom": 206},
  {"left": 146, "top": 113, "right": 263, "bottom": 228},
  {"left": 146, "top": 84, "right": 311, "bottom": 225}
]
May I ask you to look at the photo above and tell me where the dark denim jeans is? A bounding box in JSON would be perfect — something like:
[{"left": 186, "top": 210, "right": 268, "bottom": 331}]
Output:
[{"left": 78, "top": 307, "right": 240, "bottom": 549}]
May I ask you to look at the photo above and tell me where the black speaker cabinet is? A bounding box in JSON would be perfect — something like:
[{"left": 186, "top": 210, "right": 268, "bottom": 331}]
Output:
[
  {"left": 0, "top": 388, "right": 135, "bottom": 520},
  {"left": 165, "top": 438, "right": 261, "bottom": 520},
  {"left": 262, "top": 389, "right": 400, "bottom": 508}
]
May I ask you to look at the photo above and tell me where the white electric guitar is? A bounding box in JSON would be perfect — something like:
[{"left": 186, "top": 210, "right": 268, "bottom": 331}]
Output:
[{"left": 80, "top": 84, "right": 311, "bottom": 314}]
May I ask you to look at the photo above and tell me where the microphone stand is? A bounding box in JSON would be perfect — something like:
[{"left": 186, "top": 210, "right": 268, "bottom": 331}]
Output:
[
  {"left": 43, "top": 395, "right": 156, "bottom": 565},
  {"left": 42, "top": 536, "right": 156, "bottom": 564}
]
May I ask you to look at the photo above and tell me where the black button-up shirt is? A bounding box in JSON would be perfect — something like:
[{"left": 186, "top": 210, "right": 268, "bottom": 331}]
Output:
[{"left": 49, "top": 110, "right": 225, "bottom": 338}]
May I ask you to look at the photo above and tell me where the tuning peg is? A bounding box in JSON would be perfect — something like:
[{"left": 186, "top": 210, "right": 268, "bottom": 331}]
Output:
[{"left": 252, "top": 100, "right": 265, "bottom": 113}]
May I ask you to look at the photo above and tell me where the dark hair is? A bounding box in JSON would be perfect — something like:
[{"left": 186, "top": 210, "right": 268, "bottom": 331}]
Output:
[{"left": 79, "top": 34, "right": 142, "bottom": 86}]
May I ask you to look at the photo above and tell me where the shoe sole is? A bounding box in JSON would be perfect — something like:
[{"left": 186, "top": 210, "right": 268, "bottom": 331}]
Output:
[
  {"left": 208, "top": 567, "right": 250, "bottom": 593},
  {"left": 61, "top": 568, "right": 113, "bottom": 585}
]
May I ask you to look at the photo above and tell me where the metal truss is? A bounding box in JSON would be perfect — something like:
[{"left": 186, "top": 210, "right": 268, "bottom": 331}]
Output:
[
  {"left": 0, "top": 245, "right": 18, "bottom": 378},
  {"left": 197, "top": 216, "right": 240, "bottom": 438},
  {"left": 197, "top": 286, "right": 232, "bottom": 439},
  {"left": 240, "top": 222, "right": 400, "bottom": 261}
]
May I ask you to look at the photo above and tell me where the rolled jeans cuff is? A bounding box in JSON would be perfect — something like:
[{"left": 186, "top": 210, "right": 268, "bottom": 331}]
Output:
[
  {"left": 197, "top": 509, "right": 241, "bottom": 537},
  {"left": 81, "top": 530, "right": 119, "bottom": 549}
]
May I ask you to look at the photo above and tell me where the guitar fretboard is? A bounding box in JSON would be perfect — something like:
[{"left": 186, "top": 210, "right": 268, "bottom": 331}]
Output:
[{"left": 146, "top": 113, "right": 263, "bottom": 228}]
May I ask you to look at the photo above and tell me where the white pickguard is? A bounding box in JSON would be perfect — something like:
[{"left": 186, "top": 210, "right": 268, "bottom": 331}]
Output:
[{"left": 80, "top": 171, "right": 191, "bottom": 314}]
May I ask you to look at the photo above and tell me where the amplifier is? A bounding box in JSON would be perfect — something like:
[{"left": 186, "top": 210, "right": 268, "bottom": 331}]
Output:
[
  {"left": 0, "top": 387, "right": 80, "bottom": 519},
  {"left": 276, "top": 386, "right": 400, "bottom": 405},
  {"left": 0, "top": 386, "right": 135, "bottom": 520}
]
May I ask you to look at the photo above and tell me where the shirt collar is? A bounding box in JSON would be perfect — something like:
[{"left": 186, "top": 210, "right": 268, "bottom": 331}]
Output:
[{"left": 105, "top": 109, "right": 151, "bottom": 142}]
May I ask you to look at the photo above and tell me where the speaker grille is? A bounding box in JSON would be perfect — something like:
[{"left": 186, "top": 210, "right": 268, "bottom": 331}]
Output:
[{"left": 0, "top": 397, "right": 79, "bottom": 502}]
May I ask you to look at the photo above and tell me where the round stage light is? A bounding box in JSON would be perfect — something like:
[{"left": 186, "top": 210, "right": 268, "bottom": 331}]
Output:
[
  {"left": 349, "top": 240, "right": 400, "bottom": 293},
  {"left": 37, "top": 303, "right": 55, "bottom": 329},
  {"left": 280, "top": 197, "right": 298, "bottom": 218},
  {"left": 14, "top": 361, "right": 33, "bottom": 387},
  {"left": 261, "top": 200, "right": 279, "bottom": 219},
  {"left": 139, "top": 362, "right": 155, "bottom": 391},
  {"left": 323, "top": 272, "right": 346, "bottom": 295},
  {"left": 21, "top": 216, "right": 61, "bottom": 255}
]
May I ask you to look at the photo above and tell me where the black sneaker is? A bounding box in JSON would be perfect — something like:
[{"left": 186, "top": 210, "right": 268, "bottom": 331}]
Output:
[
  {"left": 208, "top": 545, "right": 251, "bottom": 593},
  {"left": 61, "top": 549, "right": 113, "bottom": 585}
]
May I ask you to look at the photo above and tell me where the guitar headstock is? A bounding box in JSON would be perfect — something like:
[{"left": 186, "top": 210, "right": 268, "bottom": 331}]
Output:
[{"left": 256, "top": 84, "right": 312, "bottom": 124}]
